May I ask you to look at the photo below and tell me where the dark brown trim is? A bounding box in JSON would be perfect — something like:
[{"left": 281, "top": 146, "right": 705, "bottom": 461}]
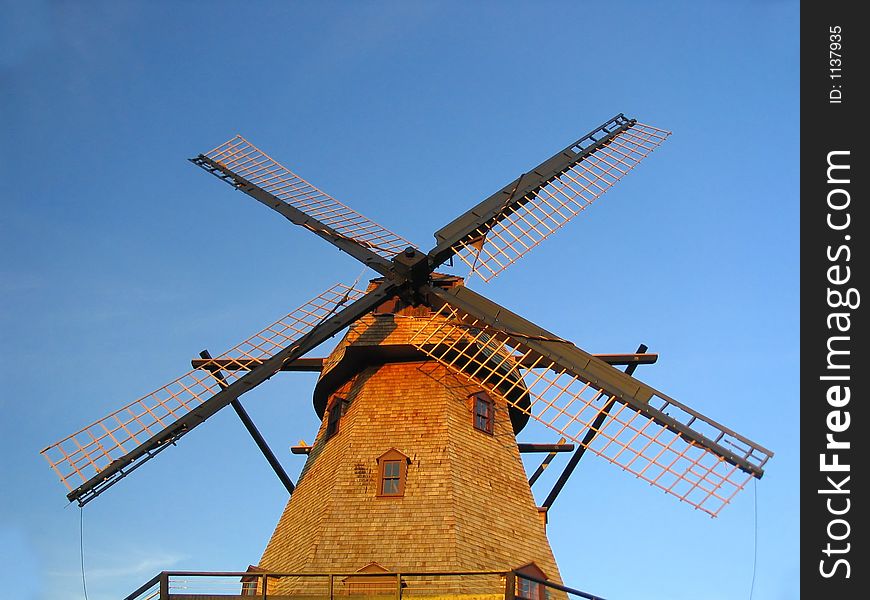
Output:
[
  {"left": 514, "top": 563, "right": 549, "bottom": 600},
  {"left": 470, "top": 391, "right": 495, "bottom": 435},
  {"left": 191, "top": 357, "right": 325, "bottom": 372},
  {"left": 376, "top": 448, "right": 409, "bottom": 497},
  {"left": 517, "top": 443, "right": 574, "bottom": 453},
  {"left": 324, "top": 397, "right": 348, "bottom": 440}
]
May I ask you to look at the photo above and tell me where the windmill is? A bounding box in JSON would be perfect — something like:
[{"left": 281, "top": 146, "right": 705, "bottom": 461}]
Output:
[{"left": 41, "top": 114, "right": 773, "bottom": 598}]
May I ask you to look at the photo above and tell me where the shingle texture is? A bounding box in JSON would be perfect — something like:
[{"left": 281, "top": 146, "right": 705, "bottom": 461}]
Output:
[{"left": 258, "top": 294, "right": 562, "bottom": 589}]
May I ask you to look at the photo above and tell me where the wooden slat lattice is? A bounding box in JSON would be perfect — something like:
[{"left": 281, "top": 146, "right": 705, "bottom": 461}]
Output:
[
  {"left": 204, "top": 136, "right": 413, "bottom": 259},
  {"left": 454, "top": 122, "right": 670, "bottom": 281},
  {"left": 41, "top": 283, "right": 364, "bottom": 492},
  {"left": 408, "top": 303, "right": 773, "bottom": 517}
]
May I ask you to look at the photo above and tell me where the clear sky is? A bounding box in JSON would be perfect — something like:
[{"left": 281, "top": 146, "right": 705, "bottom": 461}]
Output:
[{"left": 1, "top": 2, "right": 799, "bottom": 599}]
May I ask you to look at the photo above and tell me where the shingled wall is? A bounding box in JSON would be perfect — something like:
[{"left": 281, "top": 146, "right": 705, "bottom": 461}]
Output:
[{"left": 257, "top": 296, "right": 563, "bottom": 594}]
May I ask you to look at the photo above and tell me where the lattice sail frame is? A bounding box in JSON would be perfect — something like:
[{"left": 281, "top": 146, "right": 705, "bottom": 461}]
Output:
[
  {"left": 408, "top": 302, "right": 773, "bottom": 517},
  {"left": 41, "top": 283, "right": 364, "bottom": 493},
  {"left": 455, "top": 122, "right": 670, "bottom": 281},
  {"left": 201, "top": 136, "right": 413, "bottom": 259}
]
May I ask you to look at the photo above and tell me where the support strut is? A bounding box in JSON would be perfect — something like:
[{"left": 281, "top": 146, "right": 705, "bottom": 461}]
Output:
[
  {"left": 199, "top": 350, "right": 295, "bottom": 494},
  {"left": 528, "top": 438, "right": 567, "bottom": 487},
  {"left": 542, "top": 344, "right": 648, "bottom": 509}
]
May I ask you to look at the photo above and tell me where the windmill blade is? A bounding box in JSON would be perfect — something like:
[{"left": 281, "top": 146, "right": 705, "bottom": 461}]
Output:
[
  {"left": 429, "top": 115, "right": 670, "bottom": 281},
  {"left": 190, "top": 136, "right": 413, "bottom": 275},
  {"left": 409, "top": 285, "right": 773, "bottom": 517},
  {"left": 41, "top": 281, "right": 397, "bottom": 505}
]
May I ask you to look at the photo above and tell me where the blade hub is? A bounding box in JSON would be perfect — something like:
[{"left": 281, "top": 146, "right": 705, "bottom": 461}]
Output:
[{"left": 390, "top": 247, "right": 431, "bottom": 290}]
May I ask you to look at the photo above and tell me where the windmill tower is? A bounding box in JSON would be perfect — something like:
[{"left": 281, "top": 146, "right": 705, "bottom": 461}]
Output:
[
  {"left": 258, "top": 274, "right": 561, "bottom": 582},
  {"left": 41, "top": 114, "right": 774, "bottom": 599}
]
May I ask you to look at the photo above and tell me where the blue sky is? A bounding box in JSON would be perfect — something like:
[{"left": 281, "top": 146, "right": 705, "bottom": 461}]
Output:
[{"left": 1, "top": 2, "right": 798, "bottom": 599}]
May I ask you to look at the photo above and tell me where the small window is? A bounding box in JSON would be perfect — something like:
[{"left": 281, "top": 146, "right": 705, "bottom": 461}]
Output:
[
  {"left": 471, "top": 392, "right": 494, "bottom": 434},
  {"left": 516, "top": 577, "right": 541, "bottom": 600},
  {"left": 515, "top": 563, "right": 548, "bottom": 600},
  {"left": 325, "top": 397, "right": 347, "bottom": 439},
  {"left": 377, "top": 449, "right": 409, "bottom": 497},
  {"left": 382, "top": 461, "right": 401, "bottom": 494},
  {"left": 240, "top": 565, "right": 266, "bottom": 597}
]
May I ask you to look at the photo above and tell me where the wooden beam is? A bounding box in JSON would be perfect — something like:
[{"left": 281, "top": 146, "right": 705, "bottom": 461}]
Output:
[
  {"left": 200, "top": 350, "right": 295, "bottom": 495},
  {"left": 517, "top": 443, "right": 575, "bottom": 453},
  {"left": 191, "top": 357, "right": 325, "bottom": 372},
  {"left": 542, "top": 344, "right": 647, "bottom": 509},
  {"left": 571, "top": 352, "right": 658, "bottom": 366},
  {"left": 191, "top": 354, "right": 655, "bottom": 373},
  {"left": 528, "top": 437, "right": 567, "bottom": 487}
]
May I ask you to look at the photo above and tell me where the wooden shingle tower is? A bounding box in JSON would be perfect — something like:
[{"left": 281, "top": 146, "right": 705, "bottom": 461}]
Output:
[
  {"left": 41, "top": 115, "right": 774, "bottom": 598},
  {"left": 259, "top": 275, "right": 562, "bottom": 580}
]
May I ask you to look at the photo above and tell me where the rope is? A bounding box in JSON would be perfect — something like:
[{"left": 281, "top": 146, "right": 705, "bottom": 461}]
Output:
[
  {"left": 467, "top": 172, "right": 527, "bottom": 277},
  {"left": 749, "top": 478, "right": 758, "bottom": 600},
  {"left": 280, "top": 280, "right": 363, "bottom": 370},
  {"left": 350, "top": 266, "right": 368, "bottom": 293},
  {"left": 80, "top": 507, "right": 89, "bottom": 600}
]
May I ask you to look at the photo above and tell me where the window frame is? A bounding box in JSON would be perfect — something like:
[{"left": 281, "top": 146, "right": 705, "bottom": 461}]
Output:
[
  {"left": 470, "top": 391, "right": 495, "bottom": 434},
  {"left": 516, "top": 578, "right": 541, "bottom": 600},
  {"left": 514, "top": 563, "right": 548, "bottom": 600},
  {"left": 381, "top": 460, "right": 402, "bottom": 495},
  {"left": 324, "top": 396, "right": 348, "bottom": 440},
  {"left": 376, "top": 448, "right": 409, "bottom": 498}
]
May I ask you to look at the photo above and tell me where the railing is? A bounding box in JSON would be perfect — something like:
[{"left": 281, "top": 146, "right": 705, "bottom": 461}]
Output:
[{"left": 122, "top": 570, "right": 605, "bottom": 600}]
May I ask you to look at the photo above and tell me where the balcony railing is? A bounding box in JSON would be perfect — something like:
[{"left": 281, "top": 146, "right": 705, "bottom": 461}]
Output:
[{"left": 123, "top": 570, "right": 605, "bottom": 600}]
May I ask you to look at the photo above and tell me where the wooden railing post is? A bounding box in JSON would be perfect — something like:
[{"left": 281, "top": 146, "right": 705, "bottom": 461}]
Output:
[
  {"left": 262, "top": 574, "right": 268, "bottom": 599},
  {"left": 395, "top": 573, "right": 402, "bottom": 600},
  {"left": 504, "top": 571, "right": 516, "bottom": 600},
  {"left": 159, "top": 572, "right": 169, "bottom": 600},
  {"left": 329, "top": 574, "right": 335, "bottom": 600}
]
